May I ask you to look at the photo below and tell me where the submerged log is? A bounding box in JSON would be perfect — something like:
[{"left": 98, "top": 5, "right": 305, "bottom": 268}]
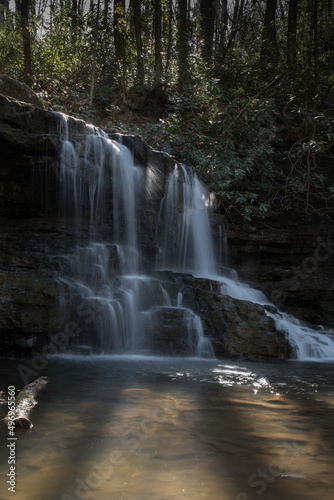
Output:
[{"left": 4, "top": 376, "right": 49, "bottom": 429}]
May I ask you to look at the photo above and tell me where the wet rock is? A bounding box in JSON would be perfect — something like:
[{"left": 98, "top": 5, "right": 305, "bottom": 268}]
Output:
[
  {"left": 217, "top": 210, "right": 334, "bottom": 328},
  {"left": 0, "top": 95, "right": 175, "bottom": 354},
  {"left": 0, "top": 269, "right": 60, "bottom": 354},
  {"left": 0, "top": 93, "right": 331, "bottom": 361},
  {"left": 144, "top": 306, "right": 199, "bottom": 356},
  {"left": 109, "top": 132, "right": 175, "bottom": 174},
  {"left": 153, "top": 271, "right": 291, "bottom": 361}
]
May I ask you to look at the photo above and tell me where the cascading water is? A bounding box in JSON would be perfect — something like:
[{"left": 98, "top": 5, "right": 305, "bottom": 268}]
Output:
[
  {"left": 220, "top": 277, "right": 334, "bottom": 360},
  {"left": 55, "top": 112, "right": 334, "bottom": 362},
  {"left": 158, "top": 164, "right": 216, "bottom": 276},
  {"left": 159, "top": 160, "right": 334, "bottom": 362},
  {"left": 55, "top": 114, "right": 214, "bottom": 357}
]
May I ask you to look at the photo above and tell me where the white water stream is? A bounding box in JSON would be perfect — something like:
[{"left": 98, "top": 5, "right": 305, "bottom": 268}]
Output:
[
  {"left": 159, "top": 158, "right": 334, "bottom": 362},
  {"left": 56, "top": 114, "right": 213, "bottom": 357},
  {"left": 220, "top": 276, "right": 334, "bottom": 361},
  {"left": 56, "top": 113, "right": 334, "bottom": 362}
]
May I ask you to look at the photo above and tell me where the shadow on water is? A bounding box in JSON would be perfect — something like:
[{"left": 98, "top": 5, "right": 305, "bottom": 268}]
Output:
[{"left": 1, "top": 356, "right": 334, "bottom": 500}]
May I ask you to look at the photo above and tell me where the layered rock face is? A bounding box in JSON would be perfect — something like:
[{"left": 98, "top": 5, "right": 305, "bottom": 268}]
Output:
[
  {"left": 0, "top": 95, "right": 61, "bottom": 353},
  {"left": 0, "top": 94, "right": 174, "bottom": 355},
  {"left": 150, "top": 272, "right": 291, "bottom": 361},
  {"left": 0, "top": 90, "right": 332, "bottom": 361},
  {"left": 223, "top": 215, "right": 334, "bottom": 328}
]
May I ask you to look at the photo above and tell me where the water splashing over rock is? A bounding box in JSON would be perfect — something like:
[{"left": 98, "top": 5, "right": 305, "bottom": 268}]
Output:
[
  {"left": 55, "top": 116, "right": 215, "bottom": 357},
  {"left": 53, "top": 111, "right": 334, "bottom": 361}
]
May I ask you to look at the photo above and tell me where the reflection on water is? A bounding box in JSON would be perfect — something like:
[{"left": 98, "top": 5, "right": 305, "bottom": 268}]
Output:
[{"left": 1, "top": 356, "right": 334, "bottom": 500}]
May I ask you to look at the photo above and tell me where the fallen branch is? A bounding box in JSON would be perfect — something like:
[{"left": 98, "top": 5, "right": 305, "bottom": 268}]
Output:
[{"left": 4, "top": 376, "right": 49, "bottom": 429}]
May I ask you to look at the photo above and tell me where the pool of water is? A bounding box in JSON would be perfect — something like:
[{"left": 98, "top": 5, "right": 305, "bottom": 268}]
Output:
[{"left": 1, "top": 355, "right": 334, "bottom": 500}]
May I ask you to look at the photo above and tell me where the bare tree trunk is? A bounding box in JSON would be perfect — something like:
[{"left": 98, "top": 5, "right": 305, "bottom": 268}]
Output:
[
  {"left": 219, "top": 0, "right": 245, "bottom": 65},
  {"left": 218, "top": 0, "right": 228, "bottom": 59},
  {"left": 21, "top": 0, "right": 33, "bottom": 86},
  {"left": 130, "top": 0, "right": 144, "bottom": 85},
  {"left": 72, "top": 0, "right": 78, "bottom": 14},
  {"left": 114, "top": 0, "right": 126, "bottom": 98},
  {"left": 177, "top": 0, "right": 190, "bottom": 90},
  {"left": 154, "top": 0, "right": 163, "bottom": 88},
  {"left": 165, "top": 0, "right": 173, "bottom": 76},
  {"left": 312, "top": 0, "right": 319, "bottom": 90},
  {"left": 278, "top": 0, "right": 285, "bottom": 18},
  {"left": 287, "top": 0, "right": 298, "bottom": 69},
  {"left": 200, "top": 0, "right": 215, "bottom": 60},
  {"left": 260, "top": 0, "right": 278, "bottom": 75},
  {"left": 103, "top": 0, "right": 109, "bottom": 23},
  {"left": 114, "top": 0, "right": 125, "bottom": 62},
  {"left": 78, "top": 0, "right": 84, "bottom": 15},
  {"left": 231, "top": 0, "right": 240, "bottom": 31},
  {"left": 89, "top": 0, "right": 100, "bottom": 106}
]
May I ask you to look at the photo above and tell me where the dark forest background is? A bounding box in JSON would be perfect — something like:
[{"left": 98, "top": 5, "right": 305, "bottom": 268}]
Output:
[{"left": 1, "top": 0, "right": 333, "bottom": 219}]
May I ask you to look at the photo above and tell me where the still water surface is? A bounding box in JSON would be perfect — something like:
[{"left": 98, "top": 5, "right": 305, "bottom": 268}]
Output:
[{"left": 0, "top": 356, "right": 334, "bottom": 500}]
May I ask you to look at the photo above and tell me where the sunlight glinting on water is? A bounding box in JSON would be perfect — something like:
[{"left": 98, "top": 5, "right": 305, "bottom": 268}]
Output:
[{"left": 1, "top": 357, "right": 334, "bottom": 500}]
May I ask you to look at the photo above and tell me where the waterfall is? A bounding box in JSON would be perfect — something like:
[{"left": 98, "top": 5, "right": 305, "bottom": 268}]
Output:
[
  {"left": 220, "top": 277, "right": 334, "bottom": 361},
  {"left": 160, "top": 163, "right": 334, "bottom": 362},
  {"left": 158, "top": 164, "right": 216, "bottom": 276},
  {"left": 55, "top": 113, "right": 334, "bottom": 362},
  {"left": 55, "top": 115, "right": 214, "bottom": 357}
]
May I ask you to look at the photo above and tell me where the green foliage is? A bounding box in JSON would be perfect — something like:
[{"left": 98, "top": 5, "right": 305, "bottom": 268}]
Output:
[
  {"left": 133, "top": 69, "right": 334, "bottom": 220},
  {"left": 34, "top": 6, "right": 90, "bottom": 82},
  {"left": 0, "top": 0, "right": 333, "bottom": 221},
  {"left": 283, "top": 108, "right": 334, "bottom": 216},
  {"left": 162, "top": 79, "right": 278, "bottom": 220},
  {"left": 0, "top": 10, "right": 23, "bottom": 77}
]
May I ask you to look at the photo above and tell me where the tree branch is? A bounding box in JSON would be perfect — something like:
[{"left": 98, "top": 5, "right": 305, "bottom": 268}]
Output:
[{"left": 227, "top": 70, "right": 287, "bottom": 130}]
